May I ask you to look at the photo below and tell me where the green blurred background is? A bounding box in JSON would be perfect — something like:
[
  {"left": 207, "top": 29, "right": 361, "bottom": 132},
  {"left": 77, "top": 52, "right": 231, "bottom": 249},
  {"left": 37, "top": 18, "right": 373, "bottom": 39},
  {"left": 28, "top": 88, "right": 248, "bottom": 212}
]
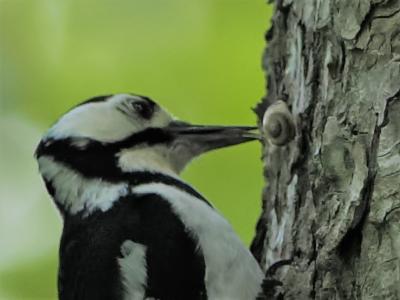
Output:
[{"left": 0, "top": 1, "right": 272, "bottom": 299}]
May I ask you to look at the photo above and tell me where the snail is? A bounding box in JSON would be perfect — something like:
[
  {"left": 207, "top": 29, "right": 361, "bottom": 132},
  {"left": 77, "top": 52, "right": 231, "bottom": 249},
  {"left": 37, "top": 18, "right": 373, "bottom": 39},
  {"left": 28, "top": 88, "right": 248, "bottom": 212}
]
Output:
[{"left": 262, "top": 100, "right": 296, "bottom": 146}]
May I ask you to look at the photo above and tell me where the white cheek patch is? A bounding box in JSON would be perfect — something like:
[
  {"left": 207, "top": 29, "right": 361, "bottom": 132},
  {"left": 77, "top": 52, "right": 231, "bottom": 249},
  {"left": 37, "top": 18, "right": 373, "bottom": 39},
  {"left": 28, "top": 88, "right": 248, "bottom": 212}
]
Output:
[
  {"left": 118, "top": 147, "right": 180, "bottom": 177},
  {"left": 131, "top": 183, "right": 264, "bottom": 300},
  {"left": 38, "top": 156, "right": 129, "bottom": 216}
]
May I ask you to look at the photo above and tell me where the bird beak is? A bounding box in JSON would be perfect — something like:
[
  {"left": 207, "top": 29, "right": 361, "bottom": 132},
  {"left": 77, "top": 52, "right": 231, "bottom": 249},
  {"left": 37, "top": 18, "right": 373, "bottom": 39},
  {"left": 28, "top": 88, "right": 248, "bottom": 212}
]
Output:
[{"left": 166, "top": 121, "right": 260, "bottom": 156}]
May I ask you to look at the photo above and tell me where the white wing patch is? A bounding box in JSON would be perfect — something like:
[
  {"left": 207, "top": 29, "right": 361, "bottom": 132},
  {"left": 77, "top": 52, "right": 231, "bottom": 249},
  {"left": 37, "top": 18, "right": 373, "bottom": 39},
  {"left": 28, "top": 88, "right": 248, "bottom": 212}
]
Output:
[
  {"left": 118, "top": 240, "right": 148, "bottom": 300},
  {"left": 132, "top": 183, "right": 264, "bottom": 300},
  {"left": 38, "top": 156, "right": 129, "bottom": 216}
]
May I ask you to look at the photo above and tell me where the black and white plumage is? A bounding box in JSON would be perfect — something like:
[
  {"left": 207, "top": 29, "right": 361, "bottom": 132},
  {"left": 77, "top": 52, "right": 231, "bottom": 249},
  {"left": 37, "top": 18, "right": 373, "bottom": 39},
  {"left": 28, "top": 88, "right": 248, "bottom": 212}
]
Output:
[{"left": 35, "top": 94, "right": 264, "bottom": 300}]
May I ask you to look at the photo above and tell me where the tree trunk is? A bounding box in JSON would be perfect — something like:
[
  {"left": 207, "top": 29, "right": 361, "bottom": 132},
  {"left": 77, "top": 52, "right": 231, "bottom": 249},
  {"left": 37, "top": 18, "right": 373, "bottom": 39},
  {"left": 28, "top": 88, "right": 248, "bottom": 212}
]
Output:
[{"left": 251, "top": 0, "right": 400, "bottom": 299}]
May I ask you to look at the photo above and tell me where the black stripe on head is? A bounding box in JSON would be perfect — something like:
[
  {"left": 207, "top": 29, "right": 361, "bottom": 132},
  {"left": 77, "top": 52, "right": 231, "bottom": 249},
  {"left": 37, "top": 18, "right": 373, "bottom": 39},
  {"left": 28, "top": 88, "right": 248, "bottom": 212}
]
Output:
[
  {"left": 36, "top": 127, "right": 173, "bottom": 159},
  {"left": 129, "top": 93, "right": 156, "bottom": 106},
  {"left": 75, "top": 95, "right": 113, "bottom": 108},
  {"left": 35, "top": 128, "right": 174, "bottom": 179},
  {"left": 35, "top": 131, "right": 210, "bottom": 205},
  {"left": 127, "top": 94, "right": 157, "bottom": 120},
  {"left": 110, "top": 128, "right": 172, "bottom": 150}
]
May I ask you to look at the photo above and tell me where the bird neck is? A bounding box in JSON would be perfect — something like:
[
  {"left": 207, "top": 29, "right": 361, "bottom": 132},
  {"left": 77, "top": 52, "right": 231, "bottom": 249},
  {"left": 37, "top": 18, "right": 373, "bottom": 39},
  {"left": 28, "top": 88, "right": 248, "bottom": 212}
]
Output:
[{"left": 38, "top": 155, "right": 206, "bottom": 218}]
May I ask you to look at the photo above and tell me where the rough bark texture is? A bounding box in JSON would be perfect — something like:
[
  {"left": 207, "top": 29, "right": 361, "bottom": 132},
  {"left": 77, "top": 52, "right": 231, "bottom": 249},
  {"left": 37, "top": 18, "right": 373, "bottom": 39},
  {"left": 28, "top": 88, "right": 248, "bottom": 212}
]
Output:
[{"left": 251, "top": 0, "right": 400, "bottom": 299}]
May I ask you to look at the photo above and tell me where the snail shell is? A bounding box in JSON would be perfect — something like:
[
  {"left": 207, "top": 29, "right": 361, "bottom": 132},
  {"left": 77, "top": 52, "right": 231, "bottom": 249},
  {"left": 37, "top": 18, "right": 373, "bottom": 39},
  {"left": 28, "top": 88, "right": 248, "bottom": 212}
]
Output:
[{"left": 262, "top": 100, "right": 296, "bottom": 146}]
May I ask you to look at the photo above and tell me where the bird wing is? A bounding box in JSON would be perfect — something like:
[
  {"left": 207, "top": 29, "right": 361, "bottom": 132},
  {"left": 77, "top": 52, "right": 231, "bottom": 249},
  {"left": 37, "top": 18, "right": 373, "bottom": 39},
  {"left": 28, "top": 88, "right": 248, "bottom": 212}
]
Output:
[{"left": 58, "top": 192, "right": 207, "bottom": 300}]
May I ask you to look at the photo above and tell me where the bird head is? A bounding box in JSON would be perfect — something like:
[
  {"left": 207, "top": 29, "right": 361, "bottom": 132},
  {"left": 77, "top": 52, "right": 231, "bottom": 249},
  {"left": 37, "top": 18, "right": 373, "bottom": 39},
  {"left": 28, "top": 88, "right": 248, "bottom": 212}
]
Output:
[{"left": 36, "top": 93, "right": 259, "bottom": 177}]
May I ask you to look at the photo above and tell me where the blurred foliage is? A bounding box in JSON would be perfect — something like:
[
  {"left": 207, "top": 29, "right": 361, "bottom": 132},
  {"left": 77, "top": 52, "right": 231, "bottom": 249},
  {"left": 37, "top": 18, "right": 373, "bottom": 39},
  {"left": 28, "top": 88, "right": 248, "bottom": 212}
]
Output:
[{"left": 0, "top": 0, "right": 272, "bottom": 299}]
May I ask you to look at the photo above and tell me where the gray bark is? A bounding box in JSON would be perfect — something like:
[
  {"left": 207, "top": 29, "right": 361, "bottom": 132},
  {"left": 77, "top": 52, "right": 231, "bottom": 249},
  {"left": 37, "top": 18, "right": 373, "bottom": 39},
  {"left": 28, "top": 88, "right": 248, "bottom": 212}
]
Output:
[{"left": 251, "top": 0, "right": 400, "bottom": 299}]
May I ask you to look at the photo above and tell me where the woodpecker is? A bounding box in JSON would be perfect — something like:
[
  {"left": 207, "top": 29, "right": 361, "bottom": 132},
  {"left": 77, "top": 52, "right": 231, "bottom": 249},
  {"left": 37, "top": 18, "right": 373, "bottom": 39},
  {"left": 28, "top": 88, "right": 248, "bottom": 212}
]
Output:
[{"left": 35, "top": 93, "right": 264, "bottom": 300}]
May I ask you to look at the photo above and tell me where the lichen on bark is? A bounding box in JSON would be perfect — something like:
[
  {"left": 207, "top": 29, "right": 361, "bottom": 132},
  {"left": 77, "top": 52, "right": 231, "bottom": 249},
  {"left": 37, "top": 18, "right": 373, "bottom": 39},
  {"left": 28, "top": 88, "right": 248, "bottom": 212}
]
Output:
[{"left": 252, "top": 0, "right": 400, "bottom": 299}]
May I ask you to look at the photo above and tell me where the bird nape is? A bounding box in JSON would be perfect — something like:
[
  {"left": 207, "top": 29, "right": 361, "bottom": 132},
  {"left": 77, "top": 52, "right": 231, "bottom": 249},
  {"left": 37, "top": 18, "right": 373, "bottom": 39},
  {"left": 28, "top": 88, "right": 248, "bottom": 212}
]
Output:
[{"left": 35, "top": 93, "right": 264, "bottom": 300}]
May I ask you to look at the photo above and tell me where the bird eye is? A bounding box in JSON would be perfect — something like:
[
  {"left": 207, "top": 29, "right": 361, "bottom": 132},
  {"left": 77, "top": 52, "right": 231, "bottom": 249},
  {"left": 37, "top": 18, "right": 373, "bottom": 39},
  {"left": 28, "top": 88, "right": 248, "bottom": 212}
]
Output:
[{"left": 131, "top": 101, "right": 154, "bottom": 120}]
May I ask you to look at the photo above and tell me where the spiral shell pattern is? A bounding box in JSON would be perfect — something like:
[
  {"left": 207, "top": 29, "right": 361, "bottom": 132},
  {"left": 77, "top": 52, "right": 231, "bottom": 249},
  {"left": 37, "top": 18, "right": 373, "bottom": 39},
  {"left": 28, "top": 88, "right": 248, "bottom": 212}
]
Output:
[{"left": 262, "top": 100, "right": 296, "bottom": 146}]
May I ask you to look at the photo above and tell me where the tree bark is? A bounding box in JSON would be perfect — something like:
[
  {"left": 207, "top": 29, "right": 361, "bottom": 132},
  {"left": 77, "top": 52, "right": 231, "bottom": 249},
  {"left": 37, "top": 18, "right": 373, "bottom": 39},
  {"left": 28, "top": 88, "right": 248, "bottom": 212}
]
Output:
[{"left": 251, "top": 0, "right": 400, "bottom": 299}]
